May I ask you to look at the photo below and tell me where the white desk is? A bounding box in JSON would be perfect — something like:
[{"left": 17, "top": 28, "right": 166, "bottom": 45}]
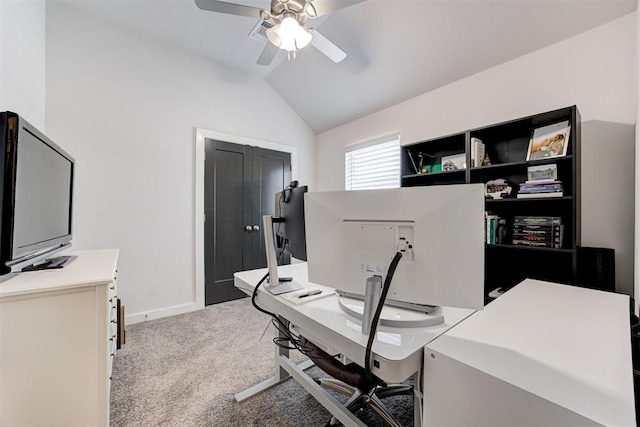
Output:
[
  {"left": 424, "top": 279, "right": 636, "bottom": 426},
  {"left": 234, "top": 263, "right": 475, "bottom": 426}
]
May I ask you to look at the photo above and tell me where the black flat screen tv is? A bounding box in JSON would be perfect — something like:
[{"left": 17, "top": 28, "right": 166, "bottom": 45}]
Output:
[{"left": 0, "top": 112, "right": 75, "bottom": 274}]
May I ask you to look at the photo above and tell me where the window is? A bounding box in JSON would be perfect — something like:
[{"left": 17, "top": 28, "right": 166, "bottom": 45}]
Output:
[{"left": 345, "top": 136, "right": 400, "bottom": 191}]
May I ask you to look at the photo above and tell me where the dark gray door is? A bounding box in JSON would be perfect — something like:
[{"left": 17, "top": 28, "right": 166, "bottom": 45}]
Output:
[{"left": 204, "top": 139, "right": 291, "bottom": 305}]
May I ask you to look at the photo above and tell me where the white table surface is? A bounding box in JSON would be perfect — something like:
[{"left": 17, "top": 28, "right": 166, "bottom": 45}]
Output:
[
  {"left": 426, "top": 278, "right": 635, "bottom": 426},
  {"left": 0, "top": 249, "right": 119, "bottom": 298},
  {"left": 234, "top": 262, "right": 475, "bottom": 383}
]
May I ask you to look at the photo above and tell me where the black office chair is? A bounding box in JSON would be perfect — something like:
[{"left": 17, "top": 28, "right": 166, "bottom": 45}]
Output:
[
  {"left": 301, "top": 337, "right": 412, "bottom": 426},
  {"left": 301, "top": 253, "right": 412, "bottom": 427}
]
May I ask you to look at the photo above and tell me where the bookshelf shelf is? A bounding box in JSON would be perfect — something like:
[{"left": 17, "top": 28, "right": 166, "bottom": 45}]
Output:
[
  {"left": 402, "top": 169, "right": 466, "bottom": 179},
  {"left": 401, "top": 105, "right": 581, "bottom": 300},
  {"left": 470, "top": 156, "right": 573, "bottom": 173},
  {"left": 486, "top": 244, "right": 577, "bottom": 254}
]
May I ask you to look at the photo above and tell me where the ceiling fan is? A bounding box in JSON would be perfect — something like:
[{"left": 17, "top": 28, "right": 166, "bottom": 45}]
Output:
[{"left": 194, "top": 0, "right": 365, "bottom": 65}]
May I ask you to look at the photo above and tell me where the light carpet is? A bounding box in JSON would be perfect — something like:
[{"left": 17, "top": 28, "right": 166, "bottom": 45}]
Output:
[{"left": 110, "top": 297, "right": 414, "bottom": 426}]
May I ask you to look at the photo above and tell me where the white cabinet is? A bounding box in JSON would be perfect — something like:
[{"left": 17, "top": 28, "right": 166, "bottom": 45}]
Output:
[{"left": 0, "top": 249, "right": 119, "bottom": 426}]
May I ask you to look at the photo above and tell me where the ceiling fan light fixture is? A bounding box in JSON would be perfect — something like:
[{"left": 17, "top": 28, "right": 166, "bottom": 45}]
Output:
[
  {"left": 267, "top": 15, "right": 312, "bottom": 53},
  {"left": 266, "top": 25, "right": 282, "bottom": 47}
]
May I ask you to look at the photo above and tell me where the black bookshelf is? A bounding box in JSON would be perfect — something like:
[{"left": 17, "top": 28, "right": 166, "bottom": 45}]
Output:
[{"left": 401, "top": 106, "right": 581, "bottom": 299}]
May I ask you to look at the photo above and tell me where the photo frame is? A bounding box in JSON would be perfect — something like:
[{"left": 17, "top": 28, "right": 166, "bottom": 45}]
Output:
[
  {"left": 441, "top": 153, "right": 466, "bottom": 171},
  {"left": 526, "top": 121, "right": 570, "bottom": 161}
]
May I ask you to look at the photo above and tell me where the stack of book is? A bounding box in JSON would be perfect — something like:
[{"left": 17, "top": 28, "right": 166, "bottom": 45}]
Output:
[
  {"left": 517, "top": 163, "right": 563, "bottom": 198},
  {"left": 517, "top": 180, "right": 564, "bottom": 198},
  {"left": 485, "top": 212, "right": 507, "bottom": 244},
  {"left": 512, "top": 216, "right": 563, "bottom": 248},
  {"left": 471, "top": 137, "right": 486, "bottom": 168}
]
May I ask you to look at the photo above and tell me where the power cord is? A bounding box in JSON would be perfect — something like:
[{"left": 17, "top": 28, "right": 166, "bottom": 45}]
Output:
[{"left": 250, "top": 248, "right": 337, "bottom": 358}]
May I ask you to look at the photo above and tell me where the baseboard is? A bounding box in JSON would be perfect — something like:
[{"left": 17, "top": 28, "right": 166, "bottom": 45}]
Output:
[{"left": 126, "top": 301, "right": 203, "bottom": 325}]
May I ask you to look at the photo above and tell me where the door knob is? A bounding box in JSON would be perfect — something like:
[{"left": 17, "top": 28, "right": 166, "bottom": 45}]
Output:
[
  {"left": 245, "top": 225, "right": 252, "bottom": 232},
  {"left": 253, "top": 225, "right": 260, "bottom": 231}
]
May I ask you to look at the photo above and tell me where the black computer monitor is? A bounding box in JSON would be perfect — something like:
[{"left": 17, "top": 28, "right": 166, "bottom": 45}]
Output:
[{"left": 275, "top": 185, "right": 307, "bottom": 261}]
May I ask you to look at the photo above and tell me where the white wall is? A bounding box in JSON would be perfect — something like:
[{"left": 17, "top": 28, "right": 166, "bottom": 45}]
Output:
[
  {"left": 0, "top": 0, "right": 46, "bottom": 130},
  {"left": 45, "top": 3, "right": 316, "bottom": 322},
  {"left": 0, "top": 2, "right": 3, "bottom": 99},
  {"left": 636, "top": 8, "right": 640, "bottom": 315},
  {"left": 317, "top": 13, "right": 637, "bottom": 296}
]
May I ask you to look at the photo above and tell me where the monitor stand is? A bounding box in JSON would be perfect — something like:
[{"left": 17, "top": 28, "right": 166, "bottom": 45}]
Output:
[
  {"left": 338, "top": 275, "right": 445, "bottom": 330},
  {"left": 22, "top": 255, "right": 77, "bottom": 272},
  {"left": 262, "top": 215, "right": 302, "bottom": 295}
]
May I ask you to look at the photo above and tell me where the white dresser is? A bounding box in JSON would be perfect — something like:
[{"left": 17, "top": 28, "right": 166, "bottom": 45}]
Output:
[{"left": 0, "top": 249, "right": 119, "bottom": 426}]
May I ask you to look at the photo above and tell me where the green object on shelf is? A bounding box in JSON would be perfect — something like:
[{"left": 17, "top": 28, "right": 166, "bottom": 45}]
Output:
[{"left": 432, "top": 164, "right": 442, "bottom": 173}]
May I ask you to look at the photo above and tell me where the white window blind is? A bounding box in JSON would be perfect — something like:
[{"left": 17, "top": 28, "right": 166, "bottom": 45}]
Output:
[{"left": 345, "top": 137, "right": 400, "bottom": 191}]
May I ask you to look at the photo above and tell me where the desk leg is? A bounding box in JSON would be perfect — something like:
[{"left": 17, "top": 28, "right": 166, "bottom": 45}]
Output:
[
  {"left": 235, "top": 317, "right": 314, "bottom": 402},
  {"left": 275, "top": 316, "right": 290, "bottom": 382}
]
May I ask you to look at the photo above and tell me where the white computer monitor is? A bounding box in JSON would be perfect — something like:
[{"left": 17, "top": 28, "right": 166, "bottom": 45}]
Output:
[{"left": 304, "top": 185, "right": 485, "bottom": 312}]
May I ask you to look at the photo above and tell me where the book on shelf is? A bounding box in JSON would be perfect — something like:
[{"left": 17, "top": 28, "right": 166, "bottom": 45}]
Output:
[
  {"left": 512, "top": 233, "right": 561, "bottom": 242},
  {"left": 485, "top": 213, "right": 497, "bottom": 244},
  {"left": 471, "top": 137, "right": 485, "bottom": 168},
  {"left": 516, "top": 192, "right": 564, "bottom": 199},
  {"left": 518, "top": 187, "right": 563, "bottom": 193},
  {"left": 512, "top": 239, "right": 562, "bottom": 249},
  {"left": 512, "top": 229, "right": 562, "bottom": 237},
  {"left": 511, "top": 218, "right": 564, "bottom": 248},
  {"left": 519, "top": 180, "right": 562, "bottom": 188},
  {"left": 484, "top": 213, "right": 506, "bottom": 244},
  {"left": 514, "top": 216, "right": 562, "bottom": 225},
  {"left": 512, "top": 227, "right": 562, "bottom": 236},
  {"left": 517, "top": 179, "right": 563, "bottom": 198}
]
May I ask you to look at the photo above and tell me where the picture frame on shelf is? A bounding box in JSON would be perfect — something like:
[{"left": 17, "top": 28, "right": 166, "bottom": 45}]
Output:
[
  {"left": 527, "top": 164, "right": 558, "bottom": 182},
  {"left": 526, "top": 121, "right": 570, "bottom": 161},
  {"left": 441, "top": 153, "right": 466, "bottom": 172}
]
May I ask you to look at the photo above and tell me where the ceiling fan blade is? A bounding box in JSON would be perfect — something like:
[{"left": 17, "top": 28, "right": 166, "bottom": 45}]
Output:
[
  {"left": 310, "top": 29, "right": 346, "bottom": 63},
  {"left": 195, "top": 0, "right": 263, "bottom": 18},
  {"left": 257, "top": 42, "right": 279, "bottom": 66},
  {"left": 309, "top": 0, "right": 365, "bottom": 17}
]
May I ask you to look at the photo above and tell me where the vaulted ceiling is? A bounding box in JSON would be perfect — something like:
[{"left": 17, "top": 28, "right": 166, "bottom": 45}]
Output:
[{"left": 63, "top": 0, "right": 637, "bottom": 133}]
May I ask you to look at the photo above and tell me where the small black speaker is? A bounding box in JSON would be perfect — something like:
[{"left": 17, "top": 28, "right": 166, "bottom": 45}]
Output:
[{"left": 577, "top": 246, "right": 615, "bottom": 292}]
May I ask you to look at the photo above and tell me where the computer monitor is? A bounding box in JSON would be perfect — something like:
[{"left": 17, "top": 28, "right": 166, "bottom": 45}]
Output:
[
  {"left": 275, "top": 185, "right": 308, "bottom": 261},
  {"left": 262, "top": 183, "right": 307, "bottom": 295},
  {"left": 304, "top": 185, "right": 485, "bottom": 314}
]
